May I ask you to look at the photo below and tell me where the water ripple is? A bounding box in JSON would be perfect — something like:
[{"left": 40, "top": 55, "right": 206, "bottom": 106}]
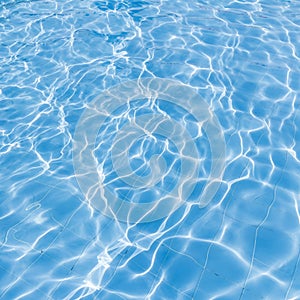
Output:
[{"left": 0, "top": 0, "right": 300, "bottom": 299}]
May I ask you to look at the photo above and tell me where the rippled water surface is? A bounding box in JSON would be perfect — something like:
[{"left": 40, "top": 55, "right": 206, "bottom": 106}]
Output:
[{"left": 1, "top": 0, "right": 300, "bottom": 299}]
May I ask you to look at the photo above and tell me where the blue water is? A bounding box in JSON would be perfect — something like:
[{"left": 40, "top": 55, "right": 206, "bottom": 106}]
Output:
[{"left": 1, "top": 0, "right": 300, "bottom": 299}]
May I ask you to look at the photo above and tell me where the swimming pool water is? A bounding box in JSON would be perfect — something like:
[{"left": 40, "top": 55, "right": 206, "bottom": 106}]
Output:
[{"left": 1, "top": 0, "right": 300, "bottom": 299}]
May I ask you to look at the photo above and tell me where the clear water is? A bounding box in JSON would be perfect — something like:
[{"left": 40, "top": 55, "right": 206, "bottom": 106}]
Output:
[{"left": 1, "top": 0, "right": 300, "bottom": 299}]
